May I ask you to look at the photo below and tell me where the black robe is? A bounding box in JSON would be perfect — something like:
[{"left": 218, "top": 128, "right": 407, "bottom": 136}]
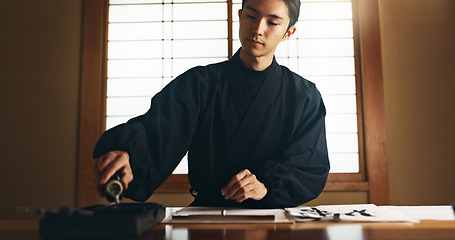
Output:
[{"left": 93, "top": 49, "right": 330, "bottom": 208}]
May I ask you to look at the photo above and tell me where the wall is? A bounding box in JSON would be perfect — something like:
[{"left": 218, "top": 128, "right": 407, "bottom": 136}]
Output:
[
  {"left": 0, "top": 0, "right": 82, "bottom": 218},
  {"left": 379, "top": 0, "right": 455, "bottom": 205},
  {"left": 0, "top": 0, "right": 454, "bottom": 219}
]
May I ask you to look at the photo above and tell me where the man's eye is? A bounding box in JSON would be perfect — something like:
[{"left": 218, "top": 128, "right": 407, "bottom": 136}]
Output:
[
  {"left": 268, "top": 22, "right": 278, "bottom": 26},
  {"left": 247, "top": 14, "right": 256, "bottom": 19}
]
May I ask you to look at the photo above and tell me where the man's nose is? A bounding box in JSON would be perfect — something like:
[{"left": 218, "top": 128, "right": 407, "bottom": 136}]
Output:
[{"left": 252, "top": 19, "right": 266, "bottom": 36}]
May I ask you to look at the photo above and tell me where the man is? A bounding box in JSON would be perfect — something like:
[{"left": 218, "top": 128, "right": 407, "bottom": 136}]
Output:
[{"left": 93, "top": 0, "right": 330, "bottom": 208}]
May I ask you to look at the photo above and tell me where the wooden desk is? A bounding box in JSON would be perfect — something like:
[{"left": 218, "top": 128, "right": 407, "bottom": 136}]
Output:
[{"left": 1, "top": 219, "right": 455, "bottom": 240}]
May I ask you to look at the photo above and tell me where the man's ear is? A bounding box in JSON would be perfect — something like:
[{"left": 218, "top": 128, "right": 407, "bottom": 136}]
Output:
[
  {"left": 238, "top": 9, "right": 242, "bottom": 19},
  {"left": 282, "top": 26, "right": 296, "bottom": 41}
]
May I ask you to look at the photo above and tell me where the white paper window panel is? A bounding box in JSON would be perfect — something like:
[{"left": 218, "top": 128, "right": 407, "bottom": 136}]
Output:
[
  {"left": 173, "top": 154, "right": 188, "bottom": 174},
  {"left": 173, "top": 40, "right": 228, "bottom": 58},
  {"left": 107, "top": 78, "right": 165, "bottom": 97},
  {"left": 107, "top": 97, "right": 151, "bottom": 116},
  {"left": 297, "top": 20, "right": 354, "bottom": 39},
  {"left": 327, "top": 133, "right": 359, "bottom": 153},
  {"left": 172, "top": 21, "right": 227, "bottom": 39},
  {"left": 275, "top": 38, "right": 354, "bottom": 58},
  {"left": 109, "top": 23, "right": 162, "bottom": 41},
  {"left": 108, "top": 39, "right": 228, "bottom": 59},
  {"left": 323, "top": 95, "right": 357, "bottom": 114},
  {"left": 108, "top": 41, "right": 163, "bottom": 59},
  {"left": 328, "top": 153, "right": 359, "bottom": 173},
  {"left": 108, "top": 57, "right": 227, "bottom": 78},
  {"left": 109, "top": 21, "right": 227, "bottom": 41},
  {"left": 311, "top": 76, "right": 356, "bottom": 95},
  {"left": 107, "top": 116, "right": 133, "bottom": 130},
  {"left": 109, "top": 5, "right": 163, "bottom": 22},
  {"left": 109, "top": 3, "right": 227, "bottom": 22},
  {"left": 108, "top": 59, "right": 162, "bottom": 78},
  {"left": 300, "top": 2, "right": 352, "bottom": 20},
  {"left": 325, "top": 114, "right": 358, "bottom": 133},
  {"left": 277, "top": 57, "right": 355, "bottom": 76},
  {"left": 171, "top": 58, "right": 228, "bottom": 77},
  {"left": 174, "top": 3, "right": 227, "bottom": 21}
]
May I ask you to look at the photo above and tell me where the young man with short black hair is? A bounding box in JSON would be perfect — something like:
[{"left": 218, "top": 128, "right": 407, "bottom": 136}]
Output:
[{"left": 93, "top": 0, "right": 330, "bottom": 208}]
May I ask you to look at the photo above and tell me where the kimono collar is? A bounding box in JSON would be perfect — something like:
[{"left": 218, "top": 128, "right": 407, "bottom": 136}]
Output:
[{"left": 230, "top": 48, "right": 280, "bottom": 76}]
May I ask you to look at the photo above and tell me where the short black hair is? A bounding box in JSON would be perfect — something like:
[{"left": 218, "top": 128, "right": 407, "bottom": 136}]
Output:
[{"left": 241, "top": 0, "right": 301, "bottom": 28}]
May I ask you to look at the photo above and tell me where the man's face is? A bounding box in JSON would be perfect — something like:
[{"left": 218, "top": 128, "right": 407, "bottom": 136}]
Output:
[{"left": 238, "top": 0, "right": 295, "bottom": 60}]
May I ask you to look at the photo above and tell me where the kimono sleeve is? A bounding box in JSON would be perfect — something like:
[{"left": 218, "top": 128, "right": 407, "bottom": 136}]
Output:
[
  {"left": 93, "top": 67, "right": 208, "bottom": 202},
  {"left": 252, "top": 84, "right": 330, "bottom": 208}
]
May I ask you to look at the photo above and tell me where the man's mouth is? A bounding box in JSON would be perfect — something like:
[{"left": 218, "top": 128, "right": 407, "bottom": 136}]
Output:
[{"left": 248, "top": 38, "right": 264, "bottom": 45}]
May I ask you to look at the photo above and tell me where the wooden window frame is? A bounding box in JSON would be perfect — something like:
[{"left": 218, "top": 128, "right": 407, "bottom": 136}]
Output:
[{"left": 76, "top": 0, "right": 389, "bottom": 207}]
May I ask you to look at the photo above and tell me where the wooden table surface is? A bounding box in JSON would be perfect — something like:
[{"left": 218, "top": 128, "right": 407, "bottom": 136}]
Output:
[
  {"left": 1, "top": 219, "right": 455, "bottom": 240},
  {"left": 2, "top": 206, "right": 455, "bottom": 240},
  {"left": 149, "top": 220, "right": 455, "bottom": 240}
]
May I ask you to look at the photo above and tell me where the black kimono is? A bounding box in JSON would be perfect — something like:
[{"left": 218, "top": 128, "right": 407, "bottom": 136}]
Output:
[{"left": 93, "top": 49, "right": 330, "bottom": 208}]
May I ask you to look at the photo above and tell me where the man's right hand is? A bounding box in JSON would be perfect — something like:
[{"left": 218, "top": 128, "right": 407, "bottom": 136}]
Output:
[{"left": 93, "top": 150, "right": 133, "bottom": 197}]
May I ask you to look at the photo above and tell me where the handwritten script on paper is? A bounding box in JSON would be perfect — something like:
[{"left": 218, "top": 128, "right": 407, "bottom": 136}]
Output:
[{"left": 286, "top": 204, "right": 417, "bottom": 222}]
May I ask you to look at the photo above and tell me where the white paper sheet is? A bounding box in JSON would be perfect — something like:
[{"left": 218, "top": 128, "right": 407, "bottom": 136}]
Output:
[
  {"left": 163, "top": 207, "right": 292, "bottom": 223},
  {"left": 379, "top": 205, "right": 455, "bottom": 221}
]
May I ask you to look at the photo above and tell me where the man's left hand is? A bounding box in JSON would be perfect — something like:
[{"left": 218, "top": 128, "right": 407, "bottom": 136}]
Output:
[{"left": 221, "top": 169, "right": 267, "bottom": 203}]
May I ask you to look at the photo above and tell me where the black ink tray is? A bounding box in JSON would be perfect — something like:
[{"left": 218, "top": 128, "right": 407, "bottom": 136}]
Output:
[{"left": 40, "top": 202, "right": 165, "bottom": 238}]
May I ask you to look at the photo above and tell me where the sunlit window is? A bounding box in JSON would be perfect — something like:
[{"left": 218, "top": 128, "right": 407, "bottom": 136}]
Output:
[{"left": 106, "top": 0, "right": 359, "bottom": 174}]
